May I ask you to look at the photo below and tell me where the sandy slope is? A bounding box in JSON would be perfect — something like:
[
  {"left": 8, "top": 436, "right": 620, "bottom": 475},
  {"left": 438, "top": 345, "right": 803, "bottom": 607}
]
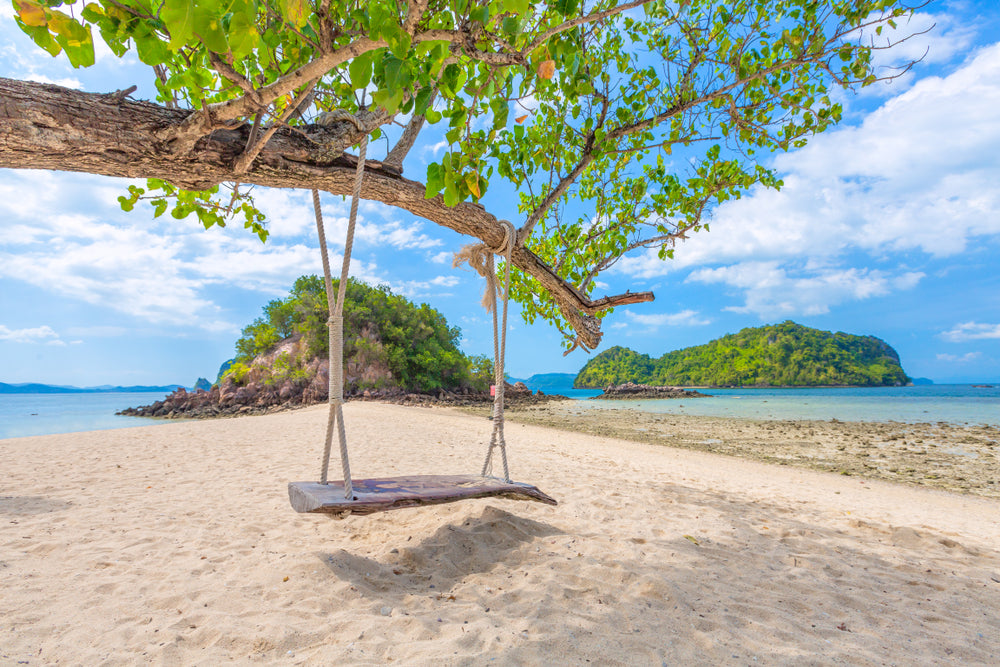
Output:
[{"left": 2, "top": 402, "right": 998, "bottom": 665}]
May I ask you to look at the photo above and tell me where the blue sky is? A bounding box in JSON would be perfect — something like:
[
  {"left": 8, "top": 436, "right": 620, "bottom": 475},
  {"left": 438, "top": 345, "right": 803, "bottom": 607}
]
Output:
[{"left": 1, "top": 1, "right": 999, "bottom": 386}]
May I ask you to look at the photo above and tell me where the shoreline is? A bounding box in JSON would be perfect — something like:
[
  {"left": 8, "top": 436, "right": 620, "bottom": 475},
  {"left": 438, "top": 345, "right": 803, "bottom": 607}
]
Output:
[
  {"left": 6, "top": 396, "right": 999, "bottom": 500},
  {"left": 498, "top": 400, "right": 1000, "bottom": 499}
]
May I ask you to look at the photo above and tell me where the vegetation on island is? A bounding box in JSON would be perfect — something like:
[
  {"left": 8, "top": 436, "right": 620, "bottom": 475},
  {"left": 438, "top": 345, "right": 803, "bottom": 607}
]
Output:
[
  {"left": 223, "top": 275, "right": 491, "bottom": 393},
  {"left": 575, "top": 322, "right": 910, "bottom": 388}
]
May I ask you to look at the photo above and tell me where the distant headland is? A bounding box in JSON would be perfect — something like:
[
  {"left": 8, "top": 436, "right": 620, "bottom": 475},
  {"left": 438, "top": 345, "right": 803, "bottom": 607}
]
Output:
[{"left": 0, "top": 382, "right": 185, "bottom": 394}]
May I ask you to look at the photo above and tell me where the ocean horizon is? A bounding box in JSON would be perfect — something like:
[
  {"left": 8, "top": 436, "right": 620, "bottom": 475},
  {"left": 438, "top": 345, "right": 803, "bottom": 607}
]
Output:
[{"left": 0, "top": 391, "right": 168, "bottom": 439}]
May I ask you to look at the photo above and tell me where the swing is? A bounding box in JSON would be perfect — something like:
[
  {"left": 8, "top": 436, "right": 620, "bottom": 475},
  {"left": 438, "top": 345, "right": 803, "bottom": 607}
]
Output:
[{"left": 287, "top": 132, "right": 556, "bottom": 516}]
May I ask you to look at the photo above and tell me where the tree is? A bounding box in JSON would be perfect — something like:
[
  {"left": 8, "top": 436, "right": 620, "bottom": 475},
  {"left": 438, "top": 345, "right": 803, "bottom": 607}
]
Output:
[{"left": 0, "top": 0, "right": 922, "bottom": 351}]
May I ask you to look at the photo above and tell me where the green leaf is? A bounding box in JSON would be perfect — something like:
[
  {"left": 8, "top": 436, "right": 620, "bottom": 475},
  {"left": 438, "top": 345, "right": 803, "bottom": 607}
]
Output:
[
  {"left": 161, "top": 0, "right": 195, "bottom": 50},
  {"left": 414, "top": 86, "right": 434, "bottom": 115},
  {"left": 227, "top": 11, "right": 259, "bottom": 59},
  {"left": 553, "top": 0, "right": 579, "bottom": 17},
  {"left": 425, "top": 162, "right": 444, "bottom": 198},
  {"left": 424, "top": 108, "right": 442, "bottom": 124},
  {"left": 133, "top": 23, "right": 170, "bottom": 65},
  {"left": 443, "top": 178, "right": 460, "bottom": 206},
  {"left": 21, "top": 23, "right": 62, "bottom": 57},
  {"left": 193, "top": 7, "right": 230, "bottom": 53},
  {"left": 349, "top": 51, "right": 374, "bottom": 90}
]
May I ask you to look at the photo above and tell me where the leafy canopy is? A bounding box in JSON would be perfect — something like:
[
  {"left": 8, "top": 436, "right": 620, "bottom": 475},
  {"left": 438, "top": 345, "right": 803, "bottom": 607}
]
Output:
[{"left": 12, "top": 0, "right": 921, "bottom": 347}]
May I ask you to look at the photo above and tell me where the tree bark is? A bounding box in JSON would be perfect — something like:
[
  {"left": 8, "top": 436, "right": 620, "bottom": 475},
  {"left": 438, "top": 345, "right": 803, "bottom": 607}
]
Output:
[{"left": 0, "top": 77, "right": 653, "bottom": 349}]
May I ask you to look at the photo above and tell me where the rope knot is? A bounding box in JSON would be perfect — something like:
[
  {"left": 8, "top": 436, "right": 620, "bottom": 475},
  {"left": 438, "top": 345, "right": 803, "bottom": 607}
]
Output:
[{"left": 452, "top": 220, "right": 517, "bottom": 312}]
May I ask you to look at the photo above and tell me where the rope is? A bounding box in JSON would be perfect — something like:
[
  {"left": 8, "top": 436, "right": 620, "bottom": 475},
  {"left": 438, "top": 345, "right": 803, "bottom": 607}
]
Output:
[
  {"left": 313, "top": 132, "right": 368, "bottom": 499},
  {"left": 454, "top": 221, "right": 516, "bottom": 482}
]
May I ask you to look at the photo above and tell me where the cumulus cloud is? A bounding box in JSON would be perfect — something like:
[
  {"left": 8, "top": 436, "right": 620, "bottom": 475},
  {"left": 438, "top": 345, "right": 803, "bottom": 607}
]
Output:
[
  {"left": 687, "top": 263, "right": 923, "bottom": 318},
  {"left": 611, "top": 309, "right": 711, "bottom": 334},
  {"left": 627, "top": 309, "right": 711, "bottom": 328},
  {"left": 848, "top": 11, "right": 977, "bottom": 97},
  {"left": 615, "top": 41, "right": 1000, "bottom": 317},
  {"left": 0, "top": 324, "right": 61, "bottom": 344},
  {"left": 23, "top": 74, "right": 83, "bottom": 88},
  {"left": 936, "top": 352, "right": 981, "bottom": 363},
  {"left": 941, "top": 322, "right": 1000, "bottom": 342},
  {"left": 0, "top": 169, "right": 415, "bottom": 330},
  {"left": 394, "top": 275, "right": 461, "bottom": 297}
]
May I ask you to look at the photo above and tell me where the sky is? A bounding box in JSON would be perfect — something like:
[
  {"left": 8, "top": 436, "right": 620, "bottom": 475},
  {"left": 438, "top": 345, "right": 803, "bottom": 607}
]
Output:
[{"left": 1, "top": 1, "right": 999, "bottom": 387}]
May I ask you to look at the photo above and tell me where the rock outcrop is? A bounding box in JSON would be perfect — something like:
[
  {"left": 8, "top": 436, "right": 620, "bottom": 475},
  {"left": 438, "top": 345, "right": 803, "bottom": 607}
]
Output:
[
  {"left": 118, "top": 380, "right": 563, "bottom": 419},
  {"left": 593, "top": 382, "right": 711, "bottom": 400}
]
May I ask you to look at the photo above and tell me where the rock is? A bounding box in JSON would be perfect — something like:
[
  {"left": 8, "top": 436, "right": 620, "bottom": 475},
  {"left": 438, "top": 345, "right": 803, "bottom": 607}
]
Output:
[{"left": 594, "top": 382, "right": 711, "bottom": 400}]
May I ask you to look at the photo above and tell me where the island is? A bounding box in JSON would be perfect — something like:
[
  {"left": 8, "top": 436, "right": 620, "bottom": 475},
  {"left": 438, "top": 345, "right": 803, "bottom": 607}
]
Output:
[{"left": 575, "top": 321, "right": 910, "bottom": 388}]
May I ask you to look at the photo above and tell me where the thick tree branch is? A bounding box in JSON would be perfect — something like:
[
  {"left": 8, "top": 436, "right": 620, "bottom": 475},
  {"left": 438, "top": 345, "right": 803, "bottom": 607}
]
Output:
[{"left": 0, "top": 77, "right": 648, "bottom": 349}]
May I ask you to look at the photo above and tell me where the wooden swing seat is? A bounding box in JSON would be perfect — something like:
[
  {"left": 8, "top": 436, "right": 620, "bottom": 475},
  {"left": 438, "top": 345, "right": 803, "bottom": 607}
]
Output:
[{"left": 288, "top": 474, "right": 557, "bottom": 516}]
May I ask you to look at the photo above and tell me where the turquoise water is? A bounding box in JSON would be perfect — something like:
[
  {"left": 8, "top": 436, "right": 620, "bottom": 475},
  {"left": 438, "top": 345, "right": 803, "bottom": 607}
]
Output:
[
  {"left": 0, "top": 392, "right": 164, "bottom": 439},
  {"left": 570, "top": 385, "right": 1000, "bottom": 427},
  {"left": 3, "top": 384, "right": 998, "bottom": 439}
]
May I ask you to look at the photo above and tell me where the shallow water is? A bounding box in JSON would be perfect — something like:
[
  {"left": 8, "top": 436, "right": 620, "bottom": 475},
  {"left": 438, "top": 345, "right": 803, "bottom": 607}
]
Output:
[
  {"left": 576, "top": 385, "right": 1000, "bottom": 427},
  {"left": 0, "top": 392, "right": 164, "bottom": 439}
]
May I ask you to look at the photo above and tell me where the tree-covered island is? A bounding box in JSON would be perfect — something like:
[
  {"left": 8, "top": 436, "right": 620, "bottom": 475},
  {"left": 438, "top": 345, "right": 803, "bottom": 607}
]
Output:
[
  {"left": 575, "top": 321, "right": 910, "bottom": 388},
  {"left": 120, "top": 276, "right": 542, "bottom": 418}
]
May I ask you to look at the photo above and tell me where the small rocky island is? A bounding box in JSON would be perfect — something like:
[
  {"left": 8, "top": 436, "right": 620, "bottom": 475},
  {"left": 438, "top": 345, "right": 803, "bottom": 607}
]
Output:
[
  {"left": 119, "top": 276, "right": 566, "bottom": 420},
  {"left": 118, "top": 379, "right": 562, "bottom": 419},
  {"left": 593, "top": 382, "right": 711, "bottom": 400}
]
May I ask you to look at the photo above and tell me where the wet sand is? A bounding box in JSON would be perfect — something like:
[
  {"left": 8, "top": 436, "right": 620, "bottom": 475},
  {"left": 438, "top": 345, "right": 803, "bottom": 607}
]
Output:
[{"left": 504, "top": 401, "right": 1000, "bottom": 498}]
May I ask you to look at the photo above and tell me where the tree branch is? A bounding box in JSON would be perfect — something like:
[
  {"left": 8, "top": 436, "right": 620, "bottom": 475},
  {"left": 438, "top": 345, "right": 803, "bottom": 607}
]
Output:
[
  {"left": 0, "top": 77, "right": 643, "bottom": 349},
  {"left": 384, "top": 93, "right": 435, "bottom": 170}
]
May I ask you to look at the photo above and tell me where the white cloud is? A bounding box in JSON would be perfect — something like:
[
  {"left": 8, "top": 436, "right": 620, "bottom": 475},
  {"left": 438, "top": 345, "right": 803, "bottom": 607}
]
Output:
[
  {"left": 615, "top": 42, "right": 1000, "bottom": 315},
  {"left": 0, "top": 324, "right": 61, "bottom": 344},
  {"left": 23, "top": 74, "right": 83, "bottom": 89},
  {"left": 430, "top": 251, "right": 453, "bottom": 264},
  {"left": 936, "top": 352, "right": 981, "bottom": 363},
  {"left": 687, "top": 263, "right": 923, "bottom": 318},
  {"left": 941, "top": 322, "right": 1000, "bottom": 342},
  {"left": 395, "top": 274, "right": 460, "bottom": 297},
  {"left": 626, "top": 309, "right": 711, "bottom": 328},
  {"left": 870, "top": 12, "right": 975, "bottom": 66},
  {"left": 422, "top": 140, "right": 449, "bottom": 159}
]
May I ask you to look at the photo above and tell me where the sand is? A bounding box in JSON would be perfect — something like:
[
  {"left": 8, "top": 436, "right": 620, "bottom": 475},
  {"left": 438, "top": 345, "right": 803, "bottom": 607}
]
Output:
[
  {"left": 505, "top": 402, "right": 1000, "bottom": 498},
  {"left": 2, "top": 402, "right": 999, "bottom": 665}
]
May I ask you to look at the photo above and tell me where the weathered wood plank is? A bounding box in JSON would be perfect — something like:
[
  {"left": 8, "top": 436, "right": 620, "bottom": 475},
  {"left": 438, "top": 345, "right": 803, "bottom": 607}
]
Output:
[{"left": 288, "top": 475, "right": 557, "bottom": 516}]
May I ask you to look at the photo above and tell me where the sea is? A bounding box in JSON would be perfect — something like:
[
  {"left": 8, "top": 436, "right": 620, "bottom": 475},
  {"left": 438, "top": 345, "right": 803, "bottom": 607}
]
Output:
[
  {"left": 0, "top": 392, "right": 165, "bottom": 439},
  {"left": 2, "top": 384, "right": 998, "bottom": 440},
  {"left": 542, "top": 383, "right": 1000, "bottom": 428}
]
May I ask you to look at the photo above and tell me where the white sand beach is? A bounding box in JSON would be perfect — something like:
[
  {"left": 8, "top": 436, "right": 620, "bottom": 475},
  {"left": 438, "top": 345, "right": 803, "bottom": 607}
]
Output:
[{"left": 2, "top": 402, "right": 999, "bottom": 665}]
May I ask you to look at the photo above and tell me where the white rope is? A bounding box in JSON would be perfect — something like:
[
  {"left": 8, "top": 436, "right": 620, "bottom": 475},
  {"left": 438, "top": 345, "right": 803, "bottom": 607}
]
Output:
[
  {"left": 454, "top": 220, "right": 516, "bottom": 482},
  {"left": 313, "top": 134, "right": 368, "bottom": 499}
]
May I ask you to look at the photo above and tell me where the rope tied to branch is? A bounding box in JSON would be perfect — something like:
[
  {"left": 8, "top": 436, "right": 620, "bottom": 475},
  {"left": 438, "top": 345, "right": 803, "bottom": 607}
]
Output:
[
  {"left": 454, "top": 220, "right": 516, "bottom": 482},
  {"left": 313, "top": 125, "right": 368, "bottom": 499}
]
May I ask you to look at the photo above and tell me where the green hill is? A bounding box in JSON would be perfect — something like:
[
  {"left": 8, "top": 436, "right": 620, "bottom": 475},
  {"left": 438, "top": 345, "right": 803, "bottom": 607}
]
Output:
[
  {"left": 223, "top": 275, "right": 490, "bottom": 395},
  {"left": 575, "top": 321, "right": 910, "bottom": 388}
]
